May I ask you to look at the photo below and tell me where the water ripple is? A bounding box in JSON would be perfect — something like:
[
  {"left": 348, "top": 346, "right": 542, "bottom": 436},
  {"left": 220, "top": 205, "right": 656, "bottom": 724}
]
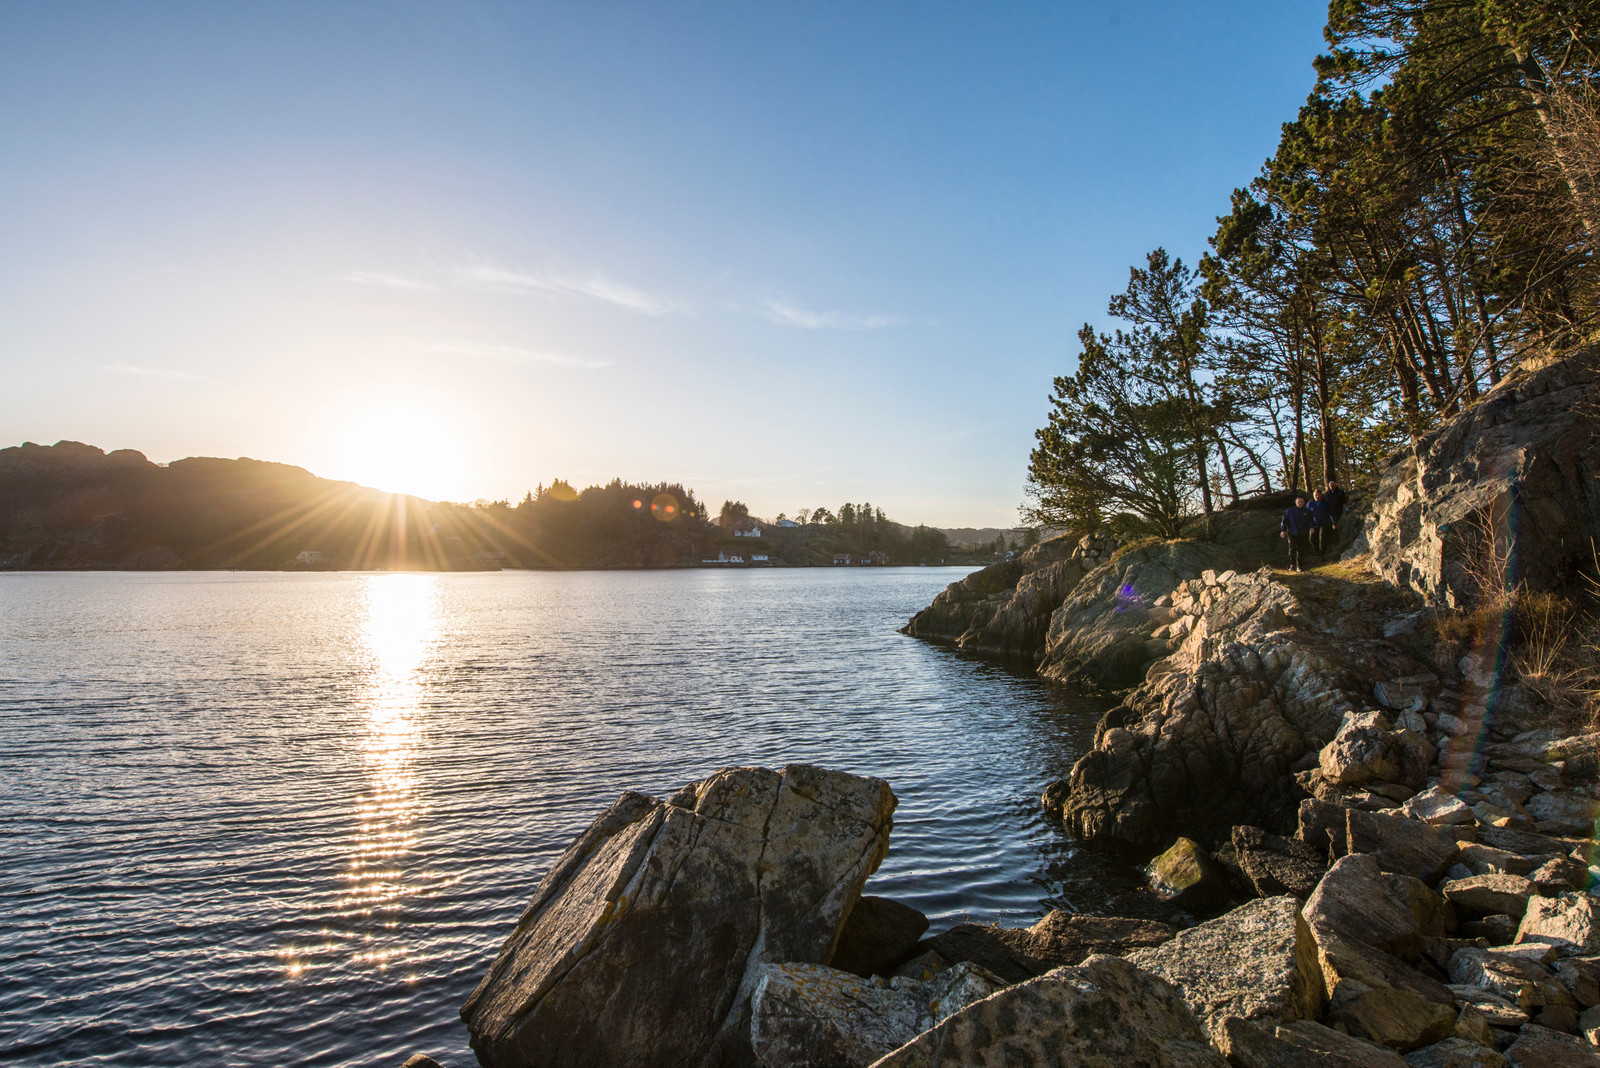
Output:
[{"left": 1, "top": 569, "right": 1130, "bottom": 1067}]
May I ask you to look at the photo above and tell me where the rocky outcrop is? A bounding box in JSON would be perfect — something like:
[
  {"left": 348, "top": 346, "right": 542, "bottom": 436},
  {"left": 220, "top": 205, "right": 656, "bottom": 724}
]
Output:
[
  {"left": 865, "top": 953, "right": 1226, "bottom": 1067},
  {"left": 1356, "top": 352, "right": 1600, "bottom": 607},
  {"left": 1052, "top": 566, "right": 1434, "bottom": 847},
  {"left": 460, "top": 764, "right": 895, "bottom": 1068},
  {"left": 898, "top": 533, "right": 1114, "bottom": 662}
]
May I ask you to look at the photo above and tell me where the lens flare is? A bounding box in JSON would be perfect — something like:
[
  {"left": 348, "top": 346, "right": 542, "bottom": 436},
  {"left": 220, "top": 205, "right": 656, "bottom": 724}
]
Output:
[{"left": 651, "top": 494, "right": 679, "bottom": 522}]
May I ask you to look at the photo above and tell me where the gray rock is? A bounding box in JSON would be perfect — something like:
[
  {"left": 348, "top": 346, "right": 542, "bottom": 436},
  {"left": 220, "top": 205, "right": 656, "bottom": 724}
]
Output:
[
  {"left": 1127, "top": 896, "right": 1325, "bottom": 1040},
  {"left": 1218, "top": 1015, "right": 1407, "bottom": 1066},
  {"left": 1525, "top": 791, "right": 1599, "bottom": 837},
  {"left": 748, "top": 960, "right": 1004, "bottom": 1068},
  {"left": 461, "top": 765, "right": 896, "bottom": 1068},
  {"left": 1449, "top": 985, "right": 1531, "bottom": 1028},
  {"left": 829, "top": 896, "right": 929, "bottom": 978},
  {"left": 1502, "top": 1022, "right": 1600, "bottom": 1066},
  {"left": 1233, "top": 824, "right": 1327, "bottom": 898},
  {"left": 1517, "top": 893, "right": 1600, "bottom": 952},
  {"left": 864, "top": 953, "right": 1225, "bottom": 1068},
  {"left": 1402, "top": 1037, "right": 1507, "bottom": 1066},
  {"left": 1403, "top": 786, "right": 1478, "bottom": 827},
  {"left": 920, "top": 910, "right": 1175, "bottom": 984},
  {"left": 1360, "top": 355, "right": 1600, "bottom": 608},
  {"left": 1321, "top": 711, "right": 1433, "bottom": 790},
  {"left": 1441, "top": 875, "right": 1537, "bottom": 917},
  {"left": 887, "top": 950, "right": 950, "bottom": 983},
  {"left": 1345, "top": 808, "right": 1462, "bottom": 883},
  {"left": 1305, "top": 854, "right": 1453, "bottom": 964},
  {"left": 1448, "top": 947, "right": 1574, "bottom": 1011},
  {"left": 1553, "top": 956, "right": 1600, "bottom": 1007}
]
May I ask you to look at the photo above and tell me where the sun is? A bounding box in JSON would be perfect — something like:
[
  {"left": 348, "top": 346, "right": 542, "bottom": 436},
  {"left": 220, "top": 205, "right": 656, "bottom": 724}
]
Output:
[{"left": 325, "top": 402, "right": 469, "bottom": 501}]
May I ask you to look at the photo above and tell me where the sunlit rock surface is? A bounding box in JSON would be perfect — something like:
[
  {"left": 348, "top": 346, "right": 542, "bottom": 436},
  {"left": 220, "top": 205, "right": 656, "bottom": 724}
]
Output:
[{"left": 461, "top": 764, "right": 895, "bottom": 1068}]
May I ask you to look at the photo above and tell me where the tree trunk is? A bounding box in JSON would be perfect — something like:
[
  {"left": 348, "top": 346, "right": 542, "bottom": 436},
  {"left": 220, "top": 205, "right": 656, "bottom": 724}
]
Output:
[{"left": 1517, "top": 52, "right": 1600, "bottom": 246}]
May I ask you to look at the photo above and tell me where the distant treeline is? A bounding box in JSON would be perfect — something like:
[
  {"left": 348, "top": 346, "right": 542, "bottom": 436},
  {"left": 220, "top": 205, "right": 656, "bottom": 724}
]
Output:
[
  {"left": 0, "top": 441, "right": 969, "bottom": 570},
  {"left": 1026, "top": 1, "right": 1599, "bottom": 538}
]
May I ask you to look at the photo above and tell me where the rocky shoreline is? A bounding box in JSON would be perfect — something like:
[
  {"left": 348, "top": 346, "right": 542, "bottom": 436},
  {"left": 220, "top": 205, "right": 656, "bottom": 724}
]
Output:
[{"left": 403, "top": 353, "right": 1599, "bottom": 1066}]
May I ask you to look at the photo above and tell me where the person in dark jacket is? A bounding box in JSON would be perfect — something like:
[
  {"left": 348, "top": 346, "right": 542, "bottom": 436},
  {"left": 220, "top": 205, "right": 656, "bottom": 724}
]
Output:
[
  {"left": 1307, "top": 489, "right": 1333, "bottom": 558},
  {"left": 1280, "top": 495, "right": 1312, "bottom": 571},
  {"left": 1323, "top": 479, "right": 1347, "bottom": 552}
]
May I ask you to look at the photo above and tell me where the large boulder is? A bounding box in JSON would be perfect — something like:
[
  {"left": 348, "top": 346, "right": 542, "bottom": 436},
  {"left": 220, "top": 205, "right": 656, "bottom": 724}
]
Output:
[
  {"left": 461, "top": 765, "right": 896, "bottom": 1068},
  {"left": 1356, "top": 352, "right": 1600, "bottom": 608},
  {"left": 920, "top": 911, "right": 1175, "bottom": 984},
  {"left": 748, "top": 960, "right": 1003, "bottom": 1068},
  {"left": 1305, "top": 854, "right": 1453, "bottom": 964},
  {"left": 864, "top": 954, "right": 1226, "bottom": 1068},
  {"left": 1233, "top": 825, "right": 1328, "bottom": 898},
  {"left": 1125, "top": 896, "right": 1326, "bottom": 1040}
]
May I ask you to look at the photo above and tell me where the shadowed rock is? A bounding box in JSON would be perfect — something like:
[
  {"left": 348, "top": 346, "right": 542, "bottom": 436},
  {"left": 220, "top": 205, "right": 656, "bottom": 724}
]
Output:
[
  {"left": 920, "top": 911, "right": 1176, "bottom": 984},
  {"left": 864, "top": 954, "right": 1225, "bottom": 1068},
  {"left": 461, "top": 764, "right": 895, "bottom": 1068},
  {"left": 828, "top": 896, "right": 929, "bottom": 978}
]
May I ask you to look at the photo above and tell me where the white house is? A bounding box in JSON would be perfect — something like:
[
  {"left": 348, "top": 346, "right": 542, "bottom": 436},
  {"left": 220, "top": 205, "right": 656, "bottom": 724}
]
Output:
[
  {"left": 734, "top": 526, "right": 763, "bottom": 538},
  {"left": 295, "top": 550, "right": 327, "bottom": 566},
  {"left": 775, "top": 519, "right": 799, "bottom": 528}
]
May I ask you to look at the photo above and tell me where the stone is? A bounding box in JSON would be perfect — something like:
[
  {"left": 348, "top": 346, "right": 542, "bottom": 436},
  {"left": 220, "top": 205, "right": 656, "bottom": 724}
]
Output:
[
  {"left": 1149, "top": 836, "right": 1231, "bottom": 907},
  {"left": 400, "top": 1057, "right": 445, "bottom": 1068},
  {"left": 920, "top": 911, "right": 1174, "bottom": 984},
  {"left": 1217, "top": 1015, "right": 1407, "bottom": 1066},
  {"left": 1528, "top": 856, "right": 1588, "bottom": 894},
  {"left": 1581, "top": 1003, "right": 1600, "bottom": 1044},
  {"left": 1378, "top": 681, "right": 1429, "bottom": 715},
  {"left": 1127, "top": 896, "right": 1325, "bottom": 1040},
  {"left": 1234, "top": 825, "right": 1328, "bottom": 898},
  {"left": 1326, "top": 982, "right": 1458, "bottom": 1051},
  {"left": 1454, "top": 1005, "right": 1499, "bottom": 1047},
  {"left": 460, "top": 765, "right": 896, "bottom": 1068},
  {"left": 1319, "top": 929, "right": 1457, "bottom": 1006},
  {"left": 1534, "top": 1002, "right": 1580, "bottom": 1033},
  {"left": 1502, "top": 1023, "right": 1600, "bottom": 1065},
  {"left": 1450, "top": 985, "right": 1532, "bottom": 1028},
  {"left": 1321, "top": 711, "right": 1432, "bottom": 790},
  {"left": 1441, "top": 875, "right": 1537, "bottom": 918},
  {"left": 1458, "top": 845, "right": 1535, "bottom": 878},
  {"left": 865, "top": 953, "right": 1226, "bottom": 1067},
  {"left": 1554, "top": 956, "right": 1600, "bottom": 1007},
  {"left": 1517, "top": 893, "right": 1600, "bottom": 952},
  {"left": 1449, "top": 948, "right": 1574, "bottom": 1011},
  {"left": 1461, "top": 915, "right": 1521, "bottom": 945},
  {"left": 1306, "top": 854, "right": 1454, "bottom": 963},
  {"left": 828, "top": 896, "right": 929, "bottom": 978},
  {"left": 1358, "top": 355, "right": 1600, "bottom": 608},
  {"left": 1405, "top": 786, "right": 1479, "bottom": 826},
  {"left": 888, "top": 950, "right": 950, "bottom": 982},
  {"left": 1473, "top": 826, "right": 1585, "bottom": 859},
  {"left": 1346, "top": 808, "right": 1462, "bottom": 883},
  {"left": 1402, "top": 1037, "right": 1508, "bottom": 1066},
  {"left": 1526, "top": 791, "right": 1599, "bottom": 837},
  {"left": 748, "top": 960, "right": 1004, "bottom": 1068}
]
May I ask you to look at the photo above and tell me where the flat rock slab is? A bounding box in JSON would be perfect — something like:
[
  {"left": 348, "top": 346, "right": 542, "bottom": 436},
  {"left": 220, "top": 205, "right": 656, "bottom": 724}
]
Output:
[
  {"left": 1440, "top": 874, "right": 1536, "bottom": 917},
  {"left": 1306, "top": 853, "right": 1450, "bottom": 963},
  {"left": 1401, "top": 1037, "right": 1507, "bottom": 1067},
  {"left": 1344, "top": 808, "right": 1460, "bottom": 883},
  {"left": 461, "top": 764, "right": 896, "bottom": 1068},
  {"left": 1217, "top": 1015, "right": 1407, "bottom": 1067},
  {"left": 1127, "top": 896, "right": 1325, "bottom": 1040},
  {"left": 1517, "top": 892, "right": 1600, "bottom": 952},
  {"left": 921, "top": 911, "right": 1174, "bottom": 984},
  {"left": 1503, "top": 1023, "right": 1600, "bottom": 1066},
  {"left": 865, "top": 954, "right": 1225, "bottom": 1068},
  {"left": 1233, "top": 825, "right": 1326, "bottom": 898},
  {"left": 749, "top": 960, "right": 1003, "bottom": 1068}
]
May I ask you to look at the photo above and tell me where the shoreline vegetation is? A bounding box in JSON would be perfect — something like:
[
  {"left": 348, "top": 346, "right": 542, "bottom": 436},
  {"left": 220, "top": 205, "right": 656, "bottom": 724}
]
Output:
[{"left": 0, "top": 440, "right": 1011, "bottom": 573}]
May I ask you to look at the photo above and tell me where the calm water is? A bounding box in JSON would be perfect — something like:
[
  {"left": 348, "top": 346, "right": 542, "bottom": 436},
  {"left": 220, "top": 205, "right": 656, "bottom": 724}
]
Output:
[{"left": 0, "top": 568, "right": 1132, "bottom": 1068}]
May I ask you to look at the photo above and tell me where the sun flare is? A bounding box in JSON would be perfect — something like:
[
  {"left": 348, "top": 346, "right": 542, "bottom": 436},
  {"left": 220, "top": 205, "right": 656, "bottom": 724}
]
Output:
[{"left": 325, "top": 403, "right": 469, "bottom": 502}]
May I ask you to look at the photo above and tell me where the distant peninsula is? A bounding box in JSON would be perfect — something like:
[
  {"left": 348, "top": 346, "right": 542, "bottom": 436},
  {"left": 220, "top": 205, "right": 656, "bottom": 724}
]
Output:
[{"left": 0, "top": 441, "right": 990, "bottom": 572}]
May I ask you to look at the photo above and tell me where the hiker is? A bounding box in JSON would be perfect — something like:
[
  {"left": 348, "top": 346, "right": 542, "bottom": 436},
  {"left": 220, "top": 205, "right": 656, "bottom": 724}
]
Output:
[
  {"left": 1280, "top": 494, "right": 1313, "bottom": 572},
  {"left": 1323, "top": 479, "right": 1347, "bottom": 555},
  {"left": 1308, "top": 489, "right": 1333, "bottom": 558}
]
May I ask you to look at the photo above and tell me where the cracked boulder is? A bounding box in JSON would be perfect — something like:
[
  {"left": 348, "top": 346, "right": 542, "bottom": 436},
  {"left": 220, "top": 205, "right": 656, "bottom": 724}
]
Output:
[{"left": 461, "top": 764, "right": 896, "bottom": 1068}]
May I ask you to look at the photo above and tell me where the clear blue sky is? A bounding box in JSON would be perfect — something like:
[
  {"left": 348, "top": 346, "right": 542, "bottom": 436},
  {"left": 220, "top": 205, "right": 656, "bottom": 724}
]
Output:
[{"left": 0, "top": 2, "right": 1328, "bottom": 526}]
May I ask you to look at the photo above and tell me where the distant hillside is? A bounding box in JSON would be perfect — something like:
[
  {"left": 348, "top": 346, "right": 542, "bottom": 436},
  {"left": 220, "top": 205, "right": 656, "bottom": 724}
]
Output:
[
  {"left": 0, "top": 441, "right": 973, "bottom": 570},
  {"left": 938, "top": 526, "right": 1023, "bottom": 549}
]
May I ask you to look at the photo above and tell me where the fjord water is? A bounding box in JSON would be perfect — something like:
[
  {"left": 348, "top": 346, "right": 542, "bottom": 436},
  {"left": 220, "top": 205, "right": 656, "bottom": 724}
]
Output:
[{"left": 1, "top": 568, "right": 1124, "bottom": 1067}]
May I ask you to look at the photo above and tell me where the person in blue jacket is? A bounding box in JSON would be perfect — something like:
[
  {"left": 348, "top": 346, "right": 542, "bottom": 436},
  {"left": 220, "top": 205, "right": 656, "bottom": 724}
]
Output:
[
  {"left": 1280, "top": 494, "right": 1313, "bottom": 572},
  {"left": 1307, "top": 489, "right": 1333, "bottom": 558}
]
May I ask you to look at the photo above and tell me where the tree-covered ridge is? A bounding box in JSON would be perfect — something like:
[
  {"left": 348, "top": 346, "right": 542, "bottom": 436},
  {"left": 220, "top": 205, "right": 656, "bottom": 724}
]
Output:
[
  {"left": 1027, "top": 0, "right": 1598, "bottom": 536},
  {"left": 0, "top": 441, "right": 965, "bottom": 570}
]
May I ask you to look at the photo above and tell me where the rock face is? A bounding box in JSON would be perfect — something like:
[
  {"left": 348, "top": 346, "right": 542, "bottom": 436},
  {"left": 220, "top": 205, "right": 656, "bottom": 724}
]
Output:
[
  {"left": 865, "top": 954, "right": 1226, "bottom": 1068},
  {"left": 1053, "top": 567, "right": 1432, "bottom": 847},
  {"left": 460, "top": 765, "right": 896, "bottom": 1068},
  {"left": 1356, "top": 352, "right": 1600, "bottom": 607},
  {"left": 748, "top": 960, "right": 1003, "bottom": 1068},
  {"left": 1126, "top": 896, "right": 1326, "bottom": 1040},
  {"left": 828, "top": 896, "right": 929, "bottom": 978},
  {"left": 920, "top": 911, "right": 1176, "bottom": 984}
]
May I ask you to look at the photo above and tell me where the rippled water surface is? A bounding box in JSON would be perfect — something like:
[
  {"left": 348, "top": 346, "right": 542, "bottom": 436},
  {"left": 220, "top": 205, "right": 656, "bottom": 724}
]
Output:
[{"left": 1, "top": 568, "right": 1131, "bottom": 1067}]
